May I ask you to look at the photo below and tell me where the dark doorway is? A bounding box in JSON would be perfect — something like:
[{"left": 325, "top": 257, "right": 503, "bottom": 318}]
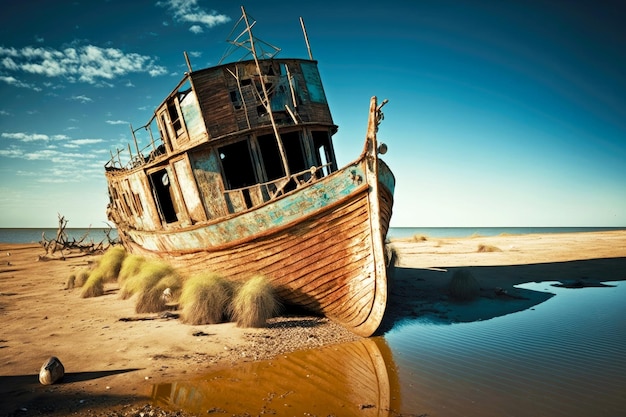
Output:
[{"left": 149, "top": 169, "right": 178, "bottom": 223}]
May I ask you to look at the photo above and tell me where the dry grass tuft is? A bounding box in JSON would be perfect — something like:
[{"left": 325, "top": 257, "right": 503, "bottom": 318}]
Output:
[
  {"left": 118, "top": 254, "right": 146, "bottom": 284},
  {"left": 448, "top": 269, "right": 480, "bottom": 301},
  {"left": 65, "top": 274, "right": 76, "bottom": 290},
  {"left": 81, "top": 272, "right": 104, "bottom": 298},
  {"left": 179, "top": 273, "right": 233, "bottom": 325},
  {"left": 135, "top": 271, "right": 181, "bottom": 314},
  {"left": 117, "top": 259, "right": 180, "bottom": 313},
  {"left": 75, "top": 270, "right": 90, "bottom": 287},
  {"left": 119, "top": 259, "right": 171, "bottom": 300},
  {"left": 95, "top": 246, "right": 127, "bottom": 282},
  {"left": 80, "top": 246, "right": 127, "bottom": 298},
  {"left": 230, "top": 275, "right": 281, "bottom": 328},
  {"left": 477, "top": 244, "right": 502, "bottom": 253}
]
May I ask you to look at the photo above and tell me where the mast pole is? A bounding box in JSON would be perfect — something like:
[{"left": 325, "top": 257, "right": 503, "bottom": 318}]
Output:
[
  {"left": 183, "top": 51, "right": 193, "bottom": 73},
  {"left": 241, "top": 6, "right": 290, "bottom": 177},
  {"left": 300, "top": 17, "right": 313, "bottom": 60},
  {"left": 129, "top": 123, "right": 142, "bottom": 162}
]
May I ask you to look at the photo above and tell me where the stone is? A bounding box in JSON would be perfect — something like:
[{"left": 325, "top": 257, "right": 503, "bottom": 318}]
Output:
[{"left": 39, "top": 356, "right": 64, "bottom": 385}]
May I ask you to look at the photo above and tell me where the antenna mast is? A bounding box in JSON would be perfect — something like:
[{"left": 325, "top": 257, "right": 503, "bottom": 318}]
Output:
[
  {"left": 300, "top": 17, "right": 313, "bottom": 60},
  {"left": 241, "top": 6, "right": 290, "bottom": 177}
]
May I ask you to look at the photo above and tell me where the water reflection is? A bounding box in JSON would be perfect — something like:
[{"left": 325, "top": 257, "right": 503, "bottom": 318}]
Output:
[
  {"left": 152, "top": 255, "right": 626, "bottom": 417},
  {"left": 152, "top": 337, "right": 401, "bottom": 416}
]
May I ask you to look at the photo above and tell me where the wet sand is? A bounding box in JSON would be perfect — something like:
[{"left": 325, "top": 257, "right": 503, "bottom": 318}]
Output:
[{"left": 1, "top": 230, "right": 625, "bottom": 416}]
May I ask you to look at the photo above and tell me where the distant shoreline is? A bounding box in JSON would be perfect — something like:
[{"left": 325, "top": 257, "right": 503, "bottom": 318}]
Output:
[
  {"left": 1, "top": 226, "right": 625, "bottom": 244},
  {"left": 387, "top": 226, "right": 626, "bottom": 239}
]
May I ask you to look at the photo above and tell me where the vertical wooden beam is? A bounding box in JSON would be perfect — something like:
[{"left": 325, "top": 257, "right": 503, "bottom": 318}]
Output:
[
  {"left": 300, "top": 17, "right": 313, "bottom": 60},
  {"left": 241, "top": 6, "right": 290, "bottom": 177}
]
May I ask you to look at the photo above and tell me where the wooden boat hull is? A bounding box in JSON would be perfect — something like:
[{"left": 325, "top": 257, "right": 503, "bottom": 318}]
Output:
[{"left": 116, "top": 145, "right": 394, "bottom": 336}]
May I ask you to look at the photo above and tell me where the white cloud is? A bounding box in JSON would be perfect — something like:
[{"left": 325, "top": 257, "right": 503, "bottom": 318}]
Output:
[
  {"left": 0, "top": 74, "right": 41, "bottom": 91},
  {"left": 70, "top": 95, "right": 93, "bottom": 103},
  {"left": 63, "top": 138, "right": 103, "bottom": 148},
  {"left": 157, "top": 0, "right": 230, "bottom": 33},
  {"left": 0, "top": 44, "right": 168, "bottom": 85},
  {"left": 106, "top": 120, "right": 128, "bottom": 125},
  {"left": 24, "top": 149, "right": 59, "bottom": 160},
  {"left": 0, "top": 147, "right": 24, "bottom": 158},
  {"left": 2, "top": 132, "right": 49, "bottom": 142}
]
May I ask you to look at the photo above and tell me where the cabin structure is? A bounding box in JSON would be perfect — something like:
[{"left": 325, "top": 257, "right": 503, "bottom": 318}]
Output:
[{"left": 106, "top": 58, "right": 339, "bottom": 233}]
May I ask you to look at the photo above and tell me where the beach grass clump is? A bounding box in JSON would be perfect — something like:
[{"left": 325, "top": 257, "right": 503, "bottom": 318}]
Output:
[
  {"left": 80, "top": 271, "right": 105, "bottom": 298},
  {"left": 65, "top": 274, "right": 76, "bottom": 290},
  {"left": 477, "top": 244, "right": 501, "bottom": 253},
  {"left": 118, "top": 254, "right": 146, "bottom": 285},
  {"left": 95, "top": 246, "right": 127, "bottom": 282},
  {"left": 119, "top": 259, "right": 177, "bottom": 304},
  {"left": 80, "top": 246, "right": 127, "bottom": 298},
  {"left": 179, "top": 273, "right": 234, "bottom": 325},
  {"left": 135, "top": 270, "right": 182, "bottom": 314},
  {"left": 230, "top": 275, "right": 281, "bottom": 328},
  {"left": 448, "top": 269, "right": 480, "bottom": 301},
  {"left": 75, "top": 270, "right": 90, "bottom": 287}
]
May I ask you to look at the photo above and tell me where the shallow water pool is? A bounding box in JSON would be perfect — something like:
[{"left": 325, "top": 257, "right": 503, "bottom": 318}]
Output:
[{"left": 153, "top": 280, "right": 626, "bottom": 416}]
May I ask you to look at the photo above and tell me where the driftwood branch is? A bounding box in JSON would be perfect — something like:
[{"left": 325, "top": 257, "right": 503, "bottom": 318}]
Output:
[{"left": 39, "top": 214, "right": 119, "bottom": 256}]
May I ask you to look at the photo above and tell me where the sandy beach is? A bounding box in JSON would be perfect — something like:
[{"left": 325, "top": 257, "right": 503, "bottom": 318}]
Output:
[{"left": 1, "top": 230, "right": 625, "bottom": 416}]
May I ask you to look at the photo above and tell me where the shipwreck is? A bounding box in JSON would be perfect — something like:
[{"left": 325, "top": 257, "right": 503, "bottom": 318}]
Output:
[{"left": 104, "top": 7, "right": 395, "bottom": 336}]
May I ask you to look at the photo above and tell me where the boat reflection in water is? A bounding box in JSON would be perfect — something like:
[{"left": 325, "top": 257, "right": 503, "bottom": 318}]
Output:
[{"left": 152, "top": 337, "right": 400, "bottom": 416}]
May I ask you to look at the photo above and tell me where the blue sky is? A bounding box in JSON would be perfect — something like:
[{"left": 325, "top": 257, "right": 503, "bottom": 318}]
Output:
[{"left": 1, "top": 0, "right": 624, "bottom": 228}]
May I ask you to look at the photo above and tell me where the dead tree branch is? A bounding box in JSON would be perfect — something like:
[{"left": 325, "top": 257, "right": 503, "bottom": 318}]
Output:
[{"left": 40, "top": 214, "right": 119, "bottom": 257}]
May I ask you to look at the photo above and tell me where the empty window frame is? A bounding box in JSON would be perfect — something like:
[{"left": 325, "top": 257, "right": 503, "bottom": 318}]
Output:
[{"left": 149, "top": 169, "right": 178, "bottom": 224}]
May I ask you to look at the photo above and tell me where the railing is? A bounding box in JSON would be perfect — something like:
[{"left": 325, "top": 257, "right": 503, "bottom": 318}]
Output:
[
  {"left": 224, "top": 163, "right": 332, "bottom": 213},
  {"left": 105, "top": 118, "right": 165, "bottom": 171}
]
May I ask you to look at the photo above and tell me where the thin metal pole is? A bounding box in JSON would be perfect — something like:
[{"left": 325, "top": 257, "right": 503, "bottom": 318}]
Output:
[
  {"left": 241, "top": 6, "right": 290, "bottom": 177},
  {"left": 300, "top": 17, "right": 313, "bottom": 60},
  {"left": 129, "top": 123, "right": 141, "bottom": 162},
  {"left": 183, "top": 51, "right": 193, "bottom": 73}
]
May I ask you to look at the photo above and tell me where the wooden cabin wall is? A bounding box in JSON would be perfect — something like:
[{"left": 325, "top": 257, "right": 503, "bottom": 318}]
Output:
[
  {"left": 108, "top": 171, "right": 160, "bottom": 231},
  {"left": 189, "top": 147, "right": 229, "bottom": 220},
  {"left": 172, "top": 157, "right": 206, "bottom": 224},
  {"left": 128, "top": 172, "right": 160, "bottom": 230},
  {"left": 190, "top": 59, "right": 334, "bottom": 140},
  {"left": 191, "top": 69, "right": 238, "bottom": 139}
]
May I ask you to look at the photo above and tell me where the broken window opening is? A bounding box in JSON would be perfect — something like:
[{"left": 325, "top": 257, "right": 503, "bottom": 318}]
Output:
[
  {"left": 257, "top": 134, "right": 285, "bottom": 181},
  {"left": 312, "top": 131, "right": 336, "bottom": 177},
  {"left": 282, "top": 131, "right": 307, "bottom": 174},
  {"left": 160, "top": 113, "right": 171, "bottom": 144},
  {"left": 242, "top": 189, "right": 253, "bottom": 209},
  {"left": 229, "top": 90, "right": 243, "bottom": 109},
  {"left": 121, "top": 193, "right": 133, "bottom": 218},
  {"left": 167, "top": 100, "right": 182, "bottom": 136},
  {"left": 132, "top": 192, "right": 144, "bottom": 217},
  {"left": 218, "top": 140, "right": 257, "bottom": 189},
  {"left": 149, "top": 169, "right": 178, "bottom": 224}
]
